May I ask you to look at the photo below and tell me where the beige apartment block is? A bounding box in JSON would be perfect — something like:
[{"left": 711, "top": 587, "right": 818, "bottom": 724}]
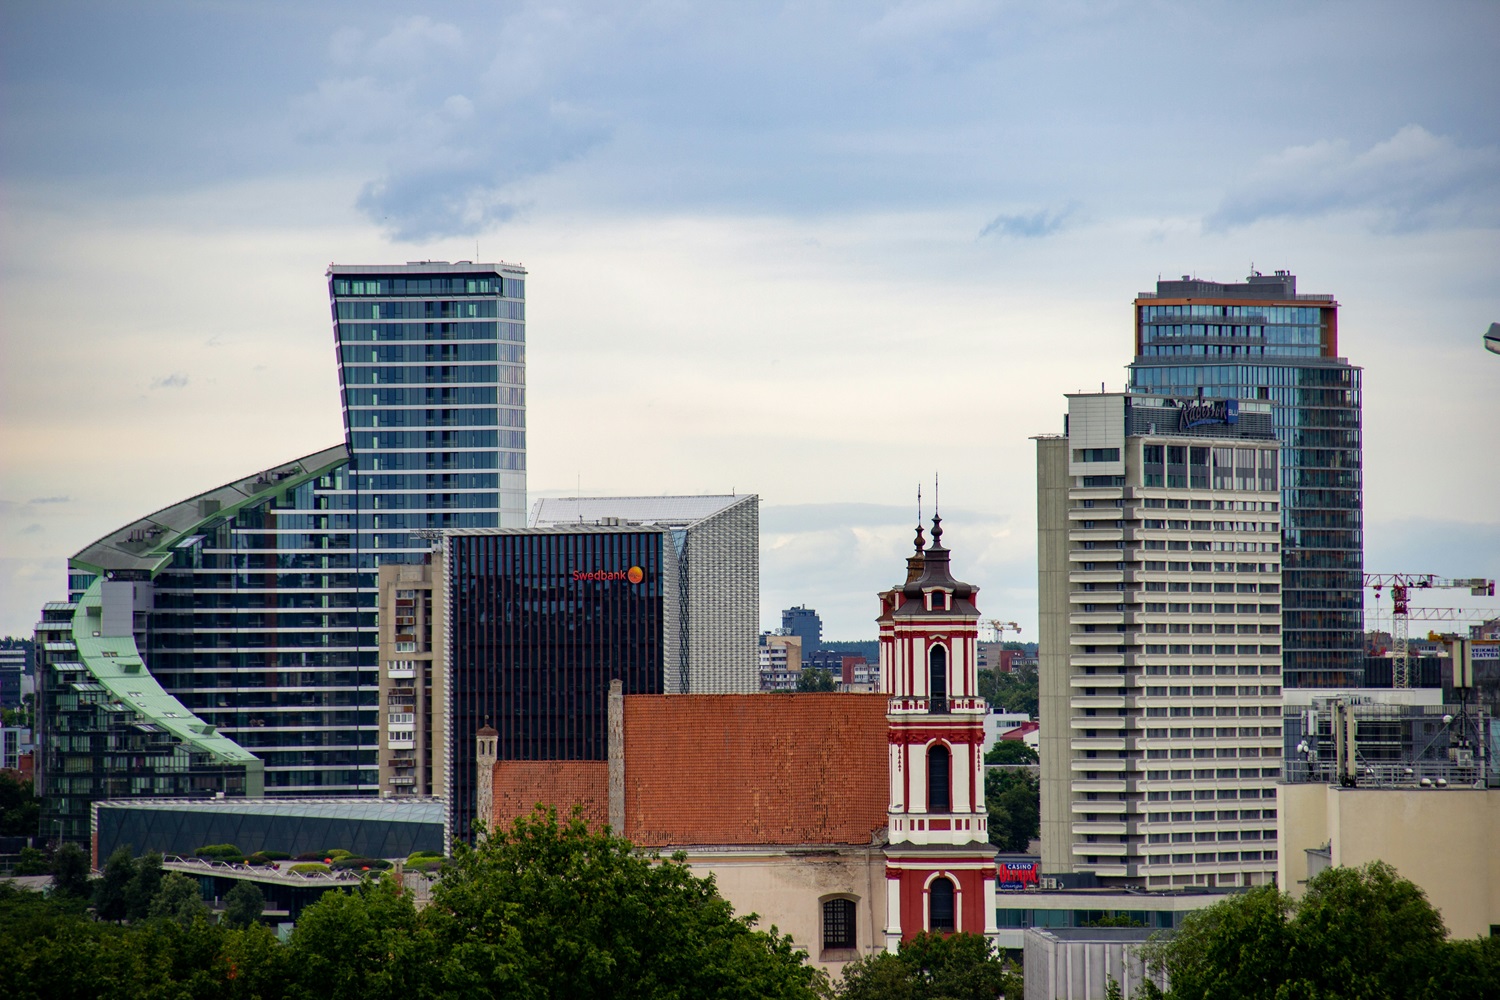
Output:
[
  {"left": 377, "top": 561, "right": 447, "bottom": 800},
  {"left": 1038, "top": 392, "right": 1285, "bottom": 889}
]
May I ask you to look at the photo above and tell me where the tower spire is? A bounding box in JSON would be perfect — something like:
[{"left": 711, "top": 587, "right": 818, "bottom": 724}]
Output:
[
  {"left": 930, "top": 472, "right": 943, "bottom": 548},
  {"left": 914, "top": 484, "right": 925, "bottom": 553}
]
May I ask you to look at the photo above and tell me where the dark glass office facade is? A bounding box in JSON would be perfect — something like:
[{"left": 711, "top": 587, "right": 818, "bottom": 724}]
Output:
[
  {"left": 447, "top": 529, "right": 675, "bottom": 839},
  {"left": 1128, "top": 275, "right": 1363, "bottom": 687},
  {"left": 329, "top": 262, "right": 529, "bottom": 564}
]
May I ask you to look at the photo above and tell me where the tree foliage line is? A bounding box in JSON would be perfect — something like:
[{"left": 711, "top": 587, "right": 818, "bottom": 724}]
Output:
[
  {"left": 1132, "top": 861, "right": 1500, "bottom": 1000},
  {"left": 0, "top": 809, "right": 1020, "bottom": 1000}
]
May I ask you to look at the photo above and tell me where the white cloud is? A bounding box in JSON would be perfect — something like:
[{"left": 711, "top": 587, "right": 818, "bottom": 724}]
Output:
[{"left": 1209, "top": 125, "right": 1500, "bottom": 232}]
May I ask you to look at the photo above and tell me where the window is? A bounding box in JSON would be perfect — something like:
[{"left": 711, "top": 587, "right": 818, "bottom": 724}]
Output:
[
  {"left": 929, "top": 645, "right": 948, "bottom": 713},
  {"left": 1074, "top": 448, "right": 1121, "bottom": 463},
  {"left": 928, "top": 876, "right": 956, "bottom": 932},
  {"left": 927, "top": 744, "right": 951, "bottom": 812},
  {"left": 822, "top": 898, "right": 856, "bottom": 951}
]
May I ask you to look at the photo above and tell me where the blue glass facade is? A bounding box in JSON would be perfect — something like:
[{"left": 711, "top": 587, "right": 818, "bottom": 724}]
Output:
[
  {"left": 329, "top": 262, "right": 529, "bottom": 567},
  {"left": 446, "top": 529, "right": 676, "bottom": 839},
  {"left": 1128, "top": 275, "right": 1363, "bottom": 687}
]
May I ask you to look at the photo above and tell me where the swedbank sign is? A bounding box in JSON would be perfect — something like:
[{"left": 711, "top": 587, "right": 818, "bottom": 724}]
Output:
[{"left": 572, "top": 566, "right": 646, "bottom": 584}]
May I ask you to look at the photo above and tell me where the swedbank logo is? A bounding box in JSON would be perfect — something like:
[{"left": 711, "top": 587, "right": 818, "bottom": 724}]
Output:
[{"left": 572, "top": 566, "right": 646, "bottom": 584}]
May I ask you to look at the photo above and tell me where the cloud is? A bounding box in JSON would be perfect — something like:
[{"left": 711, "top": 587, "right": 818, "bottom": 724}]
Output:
[
  {"left": 1208, "top": 125, "right": 1500, "bottom": 232},
  {"left": 20, "top": 524, "right": 42, "bottom": 535},
  {"left": 979, "top": 205, "right": 1075, "bottom": 239},
  {"left": 150, "top": 373, "right": 189, "bottom": 389},
  {"left": 295, "top": 12, "right": 609, "bottom": 240},
  {"left": 27, "top": 496, "right": 68, "bottom": 504}
]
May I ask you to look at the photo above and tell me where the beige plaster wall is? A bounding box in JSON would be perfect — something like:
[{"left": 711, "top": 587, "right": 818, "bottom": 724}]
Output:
[
  {"left": 685, "top": 847, "right": 887, "bottom": 980},
  {"left": 1278, "top": 783, "right": 1500, "bottom": 939}
]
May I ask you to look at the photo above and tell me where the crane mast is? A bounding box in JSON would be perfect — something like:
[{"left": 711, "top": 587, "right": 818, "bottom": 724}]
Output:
[{"left": 1365, "top": 574, "right": 1496, "bottom": 687}]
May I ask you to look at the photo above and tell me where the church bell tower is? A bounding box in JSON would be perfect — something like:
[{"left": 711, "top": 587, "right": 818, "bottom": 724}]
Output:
[{"left": 878, "top": 514, "right": 999, "bottom": 948}]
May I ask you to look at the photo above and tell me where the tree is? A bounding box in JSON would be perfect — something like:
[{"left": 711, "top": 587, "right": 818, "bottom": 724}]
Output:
[
  {"left": 977, "top": 665, "right": 1038, "bottom": 717},
  {"left": 150, "top": 872, "right": 209, "bottom": 926},
  {"left": 983, "top": 740, "right": 1038, "bottom": 765},
  {"left": 985, "top": 768, "right": 1039, "bottom": 853},
  {"left": 797, "top": 668, "right": 838, "bottom": 692},
  {"left": 836, "top": 931, "right": 1017, "bottom": 1000},
  {"left": 49, "top": 841, "right": 93, "bottom": 901},
  {"left": 1145, "top": 862, "right": 1477, "bottom": 1000},
  {"left": 14, "top": 845, "right": 49, "bottom": 875},
  {"left": 125, "top": 851, "right": 164, "bottom": 922},
  {"left": 422, "top": 806, "right": 828, "bottom": 999},
  {"left": 0, "top": 770, "right": 40, "bottom": 836},
  {"left": 222, "top": 880, "right": 265, "bottom": 929},
  {"left": 93, "top": 845, "right": 136, "bottom": 922}
]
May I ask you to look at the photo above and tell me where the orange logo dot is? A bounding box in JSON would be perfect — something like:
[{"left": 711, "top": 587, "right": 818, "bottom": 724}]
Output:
[{"left": 627, "top": 565, "right": 644, "bottom": 584}]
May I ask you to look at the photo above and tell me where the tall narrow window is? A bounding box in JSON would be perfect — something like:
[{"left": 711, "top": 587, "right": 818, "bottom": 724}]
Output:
[
  {"left": 929, "top": 645, "right": 948, "bottom": 713},
  {"left": 929, "top": 876, "right": 956, "bottom": 932},
  {"left": 927, "top": 743, "right": 951, "bottom": 813},
  {"left": 822, "top": 898, "right": 856, "bottom": 950}
]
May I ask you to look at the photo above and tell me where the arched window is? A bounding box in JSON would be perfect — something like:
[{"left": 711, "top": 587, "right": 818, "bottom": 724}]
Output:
[
  {"left": 929, "top": 644, "right": 948, "bottom": 713},
  {"left": 822, "top": 897, "right": 856, "bottom": 951},
  {"left": 928, "top": 876, "right": 956, "bottom": 932},
  {"left": 927, "top": 743, "right": 951, "bottom": 813}
]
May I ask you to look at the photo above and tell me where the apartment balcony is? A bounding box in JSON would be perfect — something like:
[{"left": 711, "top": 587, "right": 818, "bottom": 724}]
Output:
[
  {"left": 388, "top": 739, "right": 415, "bottom": 750},
  {"left": 1070, "top": 693, "right": 1129, "bottom": 710},
  {"left": 1070, "top": 842, "right": 1128, "bottom": 857},
  {"left": 387, "top": 775, "right": 416, "bottom": 787},
  {"left": 1071, "top": 757, "right": 1127, "bottom": 772},
  {"left": 386, "top": 667, "right": 416, "bottom": 679},
  {"left": 1070, "top": 672, "right": 1127, "bottom": 689},
  {"left": 1072, "top": 821, "right": 1128, "bottom": 837}
]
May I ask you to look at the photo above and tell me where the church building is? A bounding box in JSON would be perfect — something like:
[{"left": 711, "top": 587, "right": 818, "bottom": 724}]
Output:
[{"left": 478, "top": 516, "right": 1001, "bottom": 974}]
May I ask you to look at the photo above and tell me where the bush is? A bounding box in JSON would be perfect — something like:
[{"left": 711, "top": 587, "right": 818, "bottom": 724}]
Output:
[
  {"left": 405, "top": 850, "right": 443, "bottom": 864},
  {"left": 194, "top": 844, "right": 243, "bottom": 863},
  {"left": 290, "top": 863, "right": 331, "bottom": 874},
  {"left": 325, "top": 849, "right": 353, "bottom": 861},
  {"left": 295, "top": 851, "right": 326, "bottom": 862},
  {"left": 253, "top": 850, "right": 290, "bottom": 861},
  {"left": 329, "top": 857, "right": 391, "bottom": 872}
]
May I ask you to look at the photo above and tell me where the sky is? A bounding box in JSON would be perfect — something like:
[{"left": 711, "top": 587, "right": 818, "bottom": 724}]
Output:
[{"left": 2, "top": 0, "right": 1498, "bottom": 642}]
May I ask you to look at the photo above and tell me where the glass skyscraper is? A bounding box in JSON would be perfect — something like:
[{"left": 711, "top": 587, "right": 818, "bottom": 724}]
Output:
[
  {"left": 43, "top": 261, "right": 532, "bottom": 811},
  {"left": 1127, "top": 272, "right": 1363, "bottom": 687},
  {"left": 329, "top": 260, "right": 529, "bottom": 558}
]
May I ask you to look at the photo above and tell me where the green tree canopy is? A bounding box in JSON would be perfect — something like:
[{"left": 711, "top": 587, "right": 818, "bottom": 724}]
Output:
[
  {"left": 1146, "top": 861, "right": 1495, "bottom": 1000},
  {"left": 421, "top": 807, "right": 827, "bottom": 999},
  {"left": 836, "top": 931, "right": 1017, "bottom": 1000},
  {"left": 222, "top": 879, "right": 265, "bottom": 929},
  {"left": 983, "top": 740, "right": 1038, "bottom": 765},
  {"left": 985, "top": 768, "right": 1039, "bottom": 853},
  {"left": 49, "top": 841, "right": 93, "bottom": 901},
  {"left": 93, "top": 845, "right": 136, "bottom": 922},
  {"left": 797, "top": 667, "right": 838, "bottom": 692},
  {"left": 149, "top": 871, "right": 209, "bottom": 927},
  {"left": 0, "top": 770, "right": 40, "bottom": 837}
]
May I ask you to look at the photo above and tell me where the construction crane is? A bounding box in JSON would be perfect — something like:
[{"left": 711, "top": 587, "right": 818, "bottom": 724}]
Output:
[
  {"left": 1365, "top": 574, "right": 1496, "bottom": 688},
  {"left": 983, "top": 619, "right": 1022, "bottom": 644}
]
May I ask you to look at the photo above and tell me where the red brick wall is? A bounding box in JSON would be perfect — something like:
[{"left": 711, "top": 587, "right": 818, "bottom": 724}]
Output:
[
  {"left": 491, "top": 760, "right": 609, "bottom": 833},
  {"left": 622, "top": 693, "right": 889, "bottom": 848}
]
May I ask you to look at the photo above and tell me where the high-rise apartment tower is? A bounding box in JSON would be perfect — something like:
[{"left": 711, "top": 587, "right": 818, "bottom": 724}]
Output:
[
  {"left": 1037, "top": 392, "right": 1285, "bottom": 889},
  {"left": 1127, "top": 272, "right": 1362, "bottom": 688},
  {"left": 329, "top": 261, "right": 529, "bottom": 555}
]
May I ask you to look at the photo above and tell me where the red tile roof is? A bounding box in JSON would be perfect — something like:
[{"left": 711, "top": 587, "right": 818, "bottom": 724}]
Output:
[
  {"left": 490, "top": 760, "right": 608, "bottom": 833},
  {"left": 622, "top": 693, "right": 889, "bottom": 848}
]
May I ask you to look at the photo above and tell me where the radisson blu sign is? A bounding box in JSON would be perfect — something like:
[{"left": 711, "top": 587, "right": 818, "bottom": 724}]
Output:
[{"left": 1177, "top": 397, "right": 1239, "bottom": 430}]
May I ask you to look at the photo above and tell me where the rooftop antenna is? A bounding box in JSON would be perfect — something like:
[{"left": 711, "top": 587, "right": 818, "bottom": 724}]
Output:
[
  {"left": 917, "top": 483, "right": 922, "bottom": 525},
  {"left": 934, "top": 472, "right": 940, "bottom": 516}
]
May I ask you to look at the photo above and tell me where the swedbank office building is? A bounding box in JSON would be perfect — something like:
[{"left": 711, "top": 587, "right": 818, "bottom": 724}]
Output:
[{"left": 444, "top": 526, "right": 679, "bottom": 838}]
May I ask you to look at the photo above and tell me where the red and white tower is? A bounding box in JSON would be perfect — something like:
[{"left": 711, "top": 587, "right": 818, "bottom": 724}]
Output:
[{"left": 879, "top": 515, "right": 999, "bottom": 948}]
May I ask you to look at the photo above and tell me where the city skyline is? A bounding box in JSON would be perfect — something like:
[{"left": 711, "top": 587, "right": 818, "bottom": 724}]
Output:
[{"left": 4, "top": 2, "right": 1498, "bottom": 642}]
